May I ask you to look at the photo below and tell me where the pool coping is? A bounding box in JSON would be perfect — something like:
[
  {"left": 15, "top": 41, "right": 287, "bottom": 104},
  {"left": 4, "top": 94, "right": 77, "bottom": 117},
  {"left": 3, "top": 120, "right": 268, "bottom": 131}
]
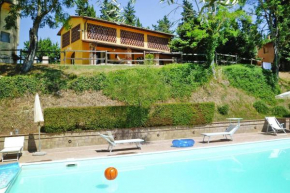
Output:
[{"left": 19, "top": 137, "right": 290, "bottom": 167}]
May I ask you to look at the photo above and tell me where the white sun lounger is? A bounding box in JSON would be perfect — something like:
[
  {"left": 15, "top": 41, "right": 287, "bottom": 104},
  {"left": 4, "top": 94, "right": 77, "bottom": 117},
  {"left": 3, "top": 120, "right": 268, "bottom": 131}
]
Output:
[
  {"left": 1, "top": 136, "right": 25, "bottom": 162},
  {"left": 98, "top": 131, "right": 144, "bottom": 152},
  {"left": 265, "top": 117, "right": 287, "bottom": 135},
  {"left": 201, "top": 124, "right": 240, "bottom": 144}
]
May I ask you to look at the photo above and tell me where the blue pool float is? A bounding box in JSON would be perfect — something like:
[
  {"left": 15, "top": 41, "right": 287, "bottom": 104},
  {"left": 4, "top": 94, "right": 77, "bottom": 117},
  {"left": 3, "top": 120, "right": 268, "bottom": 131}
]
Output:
[{"left": 172, "top": 139, "right": 195, "bottom": 147}]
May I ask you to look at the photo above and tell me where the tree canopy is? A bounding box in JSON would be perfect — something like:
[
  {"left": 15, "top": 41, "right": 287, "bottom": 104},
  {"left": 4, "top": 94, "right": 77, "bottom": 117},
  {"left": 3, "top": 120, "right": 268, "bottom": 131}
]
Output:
[
  {"left": 4, "top": 0, "right": 75, "bottom": 72},
  {"left": 123, "top": 1, "right": 137, "bottom": 26},
  {"left": 100, "top": 0, "right": 122, "bottom": 22},
  {"left": 152, "top": 15, "right": 174, "bottom": 34},
  {"left": 75, "top": 0, "right": 96, "bottom": 17},
  {"left": 254, "top": 0, "right": 290, "bottom": 76}
]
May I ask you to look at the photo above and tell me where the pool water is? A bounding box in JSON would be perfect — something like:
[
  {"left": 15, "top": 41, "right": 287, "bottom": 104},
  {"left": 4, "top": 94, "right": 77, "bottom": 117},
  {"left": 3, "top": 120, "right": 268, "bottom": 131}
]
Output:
[
  {"left": 0, "top": 163, "right": 20, "bottom": 190},
  {"left": 8, "top": 139, "right": 290, "bottom": 193}
]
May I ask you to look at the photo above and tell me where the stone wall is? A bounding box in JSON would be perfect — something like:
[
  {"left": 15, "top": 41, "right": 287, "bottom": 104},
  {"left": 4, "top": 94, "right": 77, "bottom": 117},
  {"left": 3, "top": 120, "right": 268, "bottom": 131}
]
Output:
[{"left": 0, "top": 119, "right": 288, "bottom": 152}]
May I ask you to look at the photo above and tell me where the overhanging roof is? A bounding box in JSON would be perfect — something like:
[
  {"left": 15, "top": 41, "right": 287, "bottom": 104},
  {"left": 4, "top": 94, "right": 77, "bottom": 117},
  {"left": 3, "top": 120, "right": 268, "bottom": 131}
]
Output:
[{"left": 57, "top": 16, "right": 174, "bottom": 37}]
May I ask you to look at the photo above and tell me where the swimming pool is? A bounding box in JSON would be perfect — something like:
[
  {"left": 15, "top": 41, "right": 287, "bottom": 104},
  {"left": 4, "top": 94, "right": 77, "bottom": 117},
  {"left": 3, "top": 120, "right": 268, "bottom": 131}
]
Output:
[{"left": 7, "top": 139, "right": 290, "bottom": 193}]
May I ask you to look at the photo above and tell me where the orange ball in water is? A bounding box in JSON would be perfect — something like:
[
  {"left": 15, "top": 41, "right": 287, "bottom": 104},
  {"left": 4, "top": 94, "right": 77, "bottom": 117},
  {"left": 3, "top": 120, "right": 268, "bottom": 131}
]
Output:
[{"left": 104, "top": 167, "right": 118, "bottom": 180}]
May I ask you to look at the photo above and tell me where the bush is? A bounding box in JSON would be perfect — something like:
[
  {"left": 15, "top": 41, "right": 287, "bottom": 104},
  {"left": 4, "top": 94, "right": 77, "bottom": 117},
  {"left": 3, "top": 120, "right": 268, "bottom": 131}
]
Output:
[
  {"left": 223, "top": 65, "right": 280, "bottom": 103},
  {"left": 253, "top": 101, "right": 270, "bottom": 114},
  {"left": 68, "top": 73, "right": 106, "bottom": 92},
  {"left": 144, "top": 54, "right": 154, "bottom": 65},
  {"left": 43, "top": 102, "right": 215, "bottom": 133},
  {"left": 217, "top": 104, "right": 229, "bottom": 115},
  {"left": 271, "top": 106, "right": 290, "bottom": 117},
  {"left": 0, "top": 76, "right": 39, "bottom": 98}
]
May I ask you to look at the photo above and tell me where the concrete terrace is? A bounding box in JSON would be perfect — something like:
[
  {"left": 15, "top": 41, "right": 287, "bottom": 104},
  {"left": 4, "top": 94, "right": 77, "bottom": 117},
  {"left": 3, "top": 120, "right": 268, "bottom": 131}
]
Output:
[{"left": 2, "top": 132, "right": 290, "bottom": 165}]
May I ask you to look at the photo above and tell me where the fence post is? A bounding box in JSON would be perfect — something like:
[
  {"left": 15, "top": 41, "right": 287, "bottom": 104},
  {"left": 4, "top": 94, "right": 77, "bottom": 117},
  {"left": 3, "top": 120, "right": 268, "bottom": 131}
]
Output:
[
  {"left": 236, "top": 55, "right": 238, "bottom": 64},
  {"left": 105, "top": 51, "right": 107, "bottom": 65},
  {"left": 19, "top": 49, "right": 22, "bottom": 65},
  {"left": 63, "top": 50, "right": 66, "bottom": 65},
  {"left": 143, "top": 51, "right": 146, "bottom": 65},
  {"left": 215, "top": 52, "right": 218, "bottom": 65}
]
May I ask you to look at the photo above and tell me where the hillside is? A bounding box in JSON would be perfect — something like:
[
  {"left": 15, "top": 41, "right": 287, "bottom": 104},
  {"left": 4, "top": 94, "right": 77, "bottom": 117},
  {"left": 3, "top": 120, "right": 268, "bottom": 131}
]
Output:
[{"left": 0, "top": 63, "right": 290, "bottom": 135}]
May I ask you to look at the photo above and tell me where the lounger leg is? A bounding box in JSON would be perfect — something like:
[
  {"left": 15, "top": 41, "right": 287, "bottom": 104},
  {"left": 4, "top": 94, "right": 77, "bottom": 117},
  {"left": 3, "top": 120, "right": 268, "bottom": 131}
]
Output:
[
  {"left": 135, "top": 143, "right": 142, "bottom": 149},
  {"left": 208, "top": 136, "right": 210, "bottom": 144},
  {"left": 1, "top": 153, "right": 3, "bottom": 162},
  {"left": 230, "top": 135, "right": 233, "bottom": 141}
]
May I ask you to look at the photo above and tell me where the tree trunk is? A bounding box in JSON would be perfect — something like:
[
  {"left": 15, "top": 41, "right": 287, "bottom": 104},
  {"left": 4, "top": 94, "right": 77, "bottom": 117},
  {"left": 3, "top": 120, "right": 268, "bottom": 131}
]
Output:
[
  {"left": 22, "top": 26, "right": 39, "bottom": 72},
  {"left": 272, "top": 41, "right": 280, "bottom": 81},
  {"left": 206, "top": 37, "right": 217, "bottom": 79}
]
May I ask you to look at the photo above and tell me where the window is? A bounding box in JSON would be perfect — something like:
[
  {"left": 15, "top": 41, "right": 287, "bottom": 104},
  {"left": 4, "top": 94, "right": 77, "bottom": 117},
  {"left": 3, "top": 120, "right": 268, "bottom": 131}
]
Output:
[
  {"left": 263, "top": 47, "right": 268, "bottom": 54},
  {"left": 0, "top": 31, "right": 10, "bottom": 43}
]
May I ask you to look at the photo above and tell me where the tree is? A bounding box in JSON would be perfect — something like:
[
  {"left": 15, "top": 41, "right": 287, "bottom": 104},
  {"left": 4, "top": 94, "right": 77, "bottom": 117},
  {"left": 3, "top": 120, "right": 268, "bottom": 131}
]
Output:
[
  {"left": 216, "top": 15, "right": 261, "bottom": 59},
  {"left": 75, "top": 0, "right": 96, "bottom": 17},
  {"left": 164, "top": 0, "right": 243, "bottom": 78},
  {"left": 136, "top": 18, "right": 143, "bottom": 27},
  {"left": 254, "top": 0, "right": 290, "bottom": 78},
  {"left": 4, "top": 0, "right": 74, "bottom": 72},
  {"left": 152, "top": 15, "right": 174, "bottom": 34},
  {"left": 170, "top": 0, "right": 202, "bottom": 53},
  {"left": 123, "top": 1, "right": 137, "bottom": 26},
  {"left": 23, "top": 38, "right": 60, "bottom": 64},
  {"left": 100, "top": 0, "right": 122, "bottom": 22},
  {"left": 180, "top": 0, "right": 196, "bottom": 24}
]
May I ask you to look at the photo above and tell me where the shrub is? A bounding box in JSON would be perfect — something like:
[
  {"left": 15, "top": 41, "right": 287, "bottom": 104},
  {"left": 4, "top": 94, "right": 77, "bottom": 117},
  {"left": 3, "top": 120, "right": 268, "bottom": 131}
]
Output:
[
  {"left": 43, "top": 102, "right": 215, "bottom": 133},
  {"left": 67, "top": 73, "right": 106, "bottom": 92},
  {"left": 144, "top": 54, "right": 154, "bottom": 65},
  {"left": 223, "top": 65, "right": 280, "bottom": 103},
  {"left": 217, "top": 104, "right": 229, "bottom": 115},
  {"left": 0, "top": 76, "right": 39, "bottom": 98},
  {"left": 271, "top": 106, "right": 290, "bottom": 117},
  {"left": 253, "top": 101, "right": 270, "bottom": 114}
]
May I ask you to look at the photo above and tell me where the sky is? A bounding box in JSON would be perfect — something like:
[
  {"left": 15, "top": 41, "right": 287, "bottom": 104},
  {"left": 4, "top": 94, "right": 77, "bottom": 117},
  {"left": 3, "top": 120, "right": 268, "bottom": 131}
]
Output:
[{"left": 18, "top": 0, "right": 183, "bottom": 49}]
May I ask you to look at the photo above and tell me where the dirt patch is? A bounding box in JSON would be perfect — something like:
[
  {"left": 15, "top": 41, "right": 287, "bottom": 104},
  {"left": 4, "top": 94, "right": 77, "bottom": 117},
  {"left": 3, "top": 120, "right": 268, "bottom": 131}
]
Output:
[
  {"left": 0, "top": 91, "right": 123, "bottom": 135},
  {"left": 279, "top": 72, "right": 290, "bottom": 81}
]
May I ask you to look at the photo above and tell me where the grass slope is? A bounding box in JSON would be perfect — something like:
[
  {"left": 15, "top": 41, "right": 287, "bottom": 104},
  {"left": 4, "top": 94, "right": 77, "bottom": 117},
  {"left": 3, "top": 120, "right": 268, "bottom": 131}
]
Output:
[{"left": 0, "top": 63, "right": 289, "bottom": 134}]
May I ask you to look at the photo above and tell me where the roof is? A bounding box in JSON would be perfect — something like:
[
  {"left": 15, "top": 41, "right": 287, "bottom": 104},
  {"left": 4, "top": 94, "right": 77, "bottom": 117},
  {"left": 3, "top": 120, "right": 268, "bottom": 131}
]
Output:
[{"left": 57, "top": 16, "right": 174, "bottom": 37}]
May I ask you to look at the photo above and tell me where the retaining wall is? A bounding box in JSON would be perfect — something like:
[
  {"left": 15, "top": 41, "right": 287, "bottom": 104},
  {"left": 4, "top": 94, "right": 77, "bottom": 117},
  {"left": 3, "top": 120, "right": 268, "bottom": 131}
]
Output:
[{"left": 0, "top": 119, "right": 287, "bottom": 152}]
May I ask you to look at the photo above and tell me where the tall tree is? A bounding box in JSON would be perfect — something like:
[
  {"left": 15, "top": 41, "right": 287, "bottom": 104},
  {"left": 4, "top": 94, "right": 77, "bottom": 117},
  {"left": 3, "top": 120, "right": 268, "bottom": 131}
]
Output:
[
  {"left": 216, "top": 15, "right": 261, "bottom": 59},
  {"left": 4, "top": 0, "right": 74, "bottom": 72},
  {"left": 152, "top": 15, "right": 174, "bottom": 34},
  {"left": 255, "top": 0, "right": 290, "bottom": 78},
  {"left": 123, "top": 1, "right": 137, "bottom": 26},
  {"left": 136, "top": 18, "right": 143, "bottom": 27},
  {"left": 170, "top": 0, "right": 201, "bottom": 53},
  {"left": 75, "top": 0, "right": 96, "bottom": 17},
  {"left": 23, "top": 38, "right": 60, "bottom": 64},
  {"left": 180, "top": 0, "right": 196, "bottom": 24},
  {"left": 100, "top": 0, "right": 122, "bottom": 22}
]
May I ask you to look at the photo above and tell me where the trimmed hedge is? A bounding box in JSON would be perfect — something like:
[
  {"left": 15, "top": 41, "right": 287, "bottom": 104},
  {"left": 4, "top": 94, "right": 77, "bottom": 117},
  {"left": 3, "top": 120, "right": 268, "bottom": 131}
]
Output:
[{"left": 43, "top": 102, "right": 215, "bottom": 133}]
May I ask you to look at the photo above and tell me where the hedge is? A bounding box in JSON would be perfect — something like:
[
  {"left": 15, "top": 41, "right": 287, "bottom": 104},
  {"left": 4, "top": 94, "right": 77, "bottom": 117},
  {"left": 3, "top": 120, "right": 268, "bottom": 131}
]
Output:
[{"left": 43, "top": 102, "right": 215, "bottom": 133}]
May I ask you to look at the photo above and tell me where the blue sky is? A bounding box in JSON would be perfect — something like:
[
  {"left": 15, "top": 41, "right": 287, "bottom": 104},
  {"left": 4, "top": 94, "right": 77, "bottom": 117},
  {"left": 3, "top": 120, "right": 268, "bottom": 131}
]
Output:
[{"left": 18, "top": 0, "right": 183, "bottom": 49}]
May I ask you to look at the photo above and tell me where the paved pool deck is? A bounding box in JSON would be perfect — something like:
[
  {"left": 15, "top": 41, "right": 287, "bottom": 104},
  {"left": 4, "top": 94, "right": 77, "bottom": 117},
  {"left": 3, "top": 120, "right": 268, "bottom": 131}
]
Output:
[{"left": 1, "top": 132, "right": 290, "bottom": 164}]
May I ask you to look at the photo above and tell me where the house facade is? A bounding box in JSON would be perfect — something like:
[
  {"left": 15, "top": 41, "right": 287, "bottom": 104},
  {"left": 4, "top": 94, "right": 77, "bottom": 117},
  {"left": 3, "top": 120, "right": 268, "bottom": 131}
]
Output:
[
  {"left": 57, "top": 16, "right": 174, "bottom": 65},
  {"left": 0, "top": 0, "right": 19, "bottom": 63},
  {"left": 257, "top": 42, "right": 274, "bottom": 64}
]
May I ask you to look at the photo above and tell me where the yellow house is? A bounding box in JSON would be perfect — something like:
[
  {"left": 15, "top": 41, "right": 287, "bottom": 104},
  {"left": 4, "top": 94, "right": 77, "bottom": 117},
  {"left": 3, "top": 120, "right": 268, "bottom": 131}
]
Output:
[
  {"left": 0, "top": 0, "right": 19, "bottom": 63},
  {"left": 57, "top": 16, "right": 174, "bottom": 65}
]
